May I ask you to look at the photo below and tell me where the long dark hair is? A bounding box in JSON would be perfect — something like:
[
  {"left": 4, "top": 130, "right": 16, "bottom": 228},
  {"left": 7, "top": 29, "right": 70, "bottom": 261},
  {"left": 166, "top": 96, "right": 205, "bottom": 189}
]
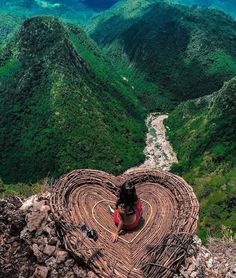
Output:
[{"left": 116, "top": 182, "right": 138, "bottom": 209}]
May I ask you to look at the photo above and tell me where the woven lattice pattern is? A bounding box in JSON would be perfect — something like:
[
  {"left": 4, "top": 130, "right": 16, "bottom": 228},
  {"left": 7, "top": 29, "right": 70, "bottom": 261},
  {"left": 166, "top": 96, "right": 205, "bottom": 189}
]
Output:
[{"left": 50, "top": 169, "right": 199, "bottom": 278}]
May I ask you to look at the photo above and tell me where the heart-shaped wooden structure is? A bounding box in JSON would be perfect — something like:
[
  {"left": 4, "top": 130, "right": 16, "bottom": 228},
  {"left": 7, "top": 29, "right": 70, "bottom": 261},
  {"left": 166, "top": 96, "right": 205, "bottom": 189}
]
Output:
[{"left": 50, "top": 169, "right": 199, "bottom": 278}]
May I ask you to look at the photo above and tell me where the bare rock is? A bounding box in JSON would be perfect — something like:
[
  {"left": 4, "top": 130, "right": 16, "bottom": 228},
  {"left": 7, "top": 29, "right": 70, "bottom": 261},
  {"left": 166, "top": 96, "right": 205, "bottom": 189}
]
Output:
[
  {"left": 19, "top": 265, "right": 30, "bottom": 278},
  {"left": 73, "top": 265, "right": 87, "bottom": 277},
  {"left": 45, "top": 256, "right": 57, "bottom": 269},
  {"left": 56, "top": 250, "right": 69, "bottom": 264},
  {"left": 26, "top": 200, "right": 50, "bottom": 233},
  {"left": 32, "top": 244, "right": 43, "bottom": 259},
  {"left": 64, "top": 272, "right": 75, "bottom": 278},
  {"left": 32, "top": 200, "right": 49, "bottom": 212},
  {"left": 43, "top": 244, "right": 56, "bottom": 256},
  {"left": 37, "top": 236, "right": 48, "bottom": 246},
  {"left": 48, "top": 237, "right": 58, "bottom": 246},
  {"left": 26, "top": 211, "right": 48, "bottom": 233},
  {"left": 87, "top": 271, "right": 99, "bottom": 278},
  {"left": 65, "top": 259, "right": 75, "bottom": 268},
  {"left": 32, "top": 265, "right": 49, "bottom": 278},
  {"left": 50, "top": 269, "right": 59, "bottom": 278},
  {"left": 20, "top": 195, "right": 37, "bottom": 211},
  {"left": 43, "top": 226, "right": 52, "bottom": 235},
  {"left": 58, "top": 267, "right": 70, "bottom": 277},
  {"left": 20, "top": 227, "right": 32, "bottom": 243}
]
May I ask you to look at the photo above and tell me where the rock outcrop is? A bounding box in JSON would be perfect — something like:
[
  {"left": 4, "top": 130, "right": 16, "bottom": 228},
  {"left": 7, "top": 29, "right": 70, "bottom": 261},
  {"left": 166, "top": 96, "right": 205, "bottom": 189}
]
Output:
[{"left": 0, "top": 193, "right": 96, "bottom": 278}]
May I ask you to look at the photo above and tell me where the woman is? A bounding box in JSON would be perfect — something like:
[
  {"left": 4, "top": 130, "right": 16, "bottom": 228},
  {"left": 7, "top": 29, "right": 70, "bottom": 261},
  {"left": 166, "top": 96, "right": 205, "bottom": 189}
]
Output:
[{"left": 112, "top": 182, "right": 142, "bottom": 242}]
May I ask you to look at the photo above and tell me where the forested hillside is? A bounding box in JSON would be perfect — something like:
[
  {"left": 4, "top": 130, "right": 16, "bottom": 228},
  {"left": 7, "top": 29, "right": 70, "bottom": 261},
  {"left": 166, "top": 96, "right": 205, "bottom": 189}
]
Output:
[
  {"left": 166, "top": 77, "right": 236, "bottom": 239},
  {"left": 171, "top": 0, "right": 236, "bottom": 18},
  {"left": 0, "top": 16, "right": 146, "bottom": 183},
  {"left": 88, "top": 0, "right": 236, "bottom": 103}
]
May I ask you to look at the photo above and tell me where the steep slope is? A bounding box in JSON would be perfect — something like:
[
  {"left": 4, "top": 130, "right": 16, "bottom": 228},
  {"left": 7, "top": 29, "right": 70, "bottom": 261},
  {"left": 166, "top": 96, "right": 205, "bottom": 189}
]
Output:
[
  {"left": 165, "top": 77, "right": 236, "bottom": 238},
  {"left": 88, "top": 0, "right": 236, "bottom": 103},
  {"left": 0, "top": 16, "right": 146, "bottom": 183}
]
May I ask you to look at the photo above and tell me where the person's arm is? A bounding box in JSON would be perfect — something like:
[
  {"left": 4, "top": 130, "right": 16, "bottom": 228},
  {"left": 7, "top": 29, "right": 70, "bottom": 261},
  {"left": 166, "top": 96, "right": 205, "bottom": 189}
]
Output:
[
  {"left": 117, "top": 216, "right": 124, "bottom": 234},
  {"left": 112, "top": 209, "right": 125, "bottom": 242}
]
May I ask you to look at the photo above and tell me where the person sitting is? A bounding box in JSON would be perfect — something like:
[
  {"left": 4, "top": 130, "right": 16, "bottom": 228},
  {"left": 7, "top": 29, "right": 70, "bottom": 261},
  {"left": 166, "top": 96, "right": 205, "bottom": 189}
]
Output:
[{"left": 112, "top": 182, "right": 142, "bottom": 242}]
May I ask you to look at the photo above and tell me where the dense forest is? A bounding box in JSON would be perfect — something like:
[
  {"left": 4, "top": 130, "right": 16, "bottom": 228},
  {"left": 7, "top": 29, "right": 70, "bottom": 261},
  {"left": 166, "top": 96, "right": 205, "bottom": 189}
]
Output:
[
  {"left": 0, "top": 16, "right": 147, "bottom": 183},
  {"left": 166, "top": 78, "right": 236, "bottom": 239},
  {"left": 171, "top": 0, "right": 236, "bottom": 17},
  {"left": 88, "top": 0, "right": 236, "bottom": 105}
]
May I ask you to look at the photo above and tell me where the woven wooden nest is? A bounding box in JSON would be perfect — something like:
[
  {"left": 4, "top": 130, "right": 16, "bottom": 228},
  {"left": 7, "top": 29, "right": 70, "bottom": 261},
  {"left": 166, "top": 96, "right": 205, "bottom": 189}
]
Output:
[{"left": 50, "top": 169, "right": 199, "bottom": 278}]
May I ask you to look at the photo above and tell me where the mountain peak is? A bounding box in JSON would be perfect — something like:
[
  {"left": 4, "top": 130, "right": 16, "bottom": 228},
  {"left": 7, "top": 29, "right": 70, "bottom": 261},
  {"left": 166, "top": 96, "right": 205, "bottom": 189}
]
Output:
[
  {"left": 15, "top": 16, "right": 67, "bottom": 60},
  {"left": 0, "top": 16, "right": 146, "bottom": 183}
]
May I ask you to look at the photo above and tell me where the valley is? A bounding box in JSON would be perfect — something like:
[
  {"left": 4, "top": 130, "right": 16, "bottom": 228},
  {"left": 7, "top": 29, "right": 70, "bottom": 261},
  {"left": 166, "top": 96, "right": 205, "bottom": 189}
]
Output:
[
  {"left": 88, "top": 0, "right": 236, "bottom": 103},
  {"left": 126, "top": 114, "right": 178, "bottom": 173},
  {"left": 0, "top": 0, "right": 235, "bottom": 242}
]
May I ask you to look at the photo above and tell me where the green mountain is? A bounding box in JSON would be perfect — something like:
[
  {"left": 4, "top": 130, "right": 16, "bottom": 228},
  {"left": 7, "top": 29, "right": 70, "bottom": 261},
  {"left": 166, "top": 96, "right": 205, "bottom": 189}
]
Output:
[
  {"left": 88, "top": 0, "right": 236, "bottom": 104},
  {"left": 165, "top": 77, "right": 236, "bottom": 239},
  {"left": 0, "top": 16, "right": 147, "bottom": 183},
  {"left": 169, "top": 0, "right": 236, "bottom": 18}
]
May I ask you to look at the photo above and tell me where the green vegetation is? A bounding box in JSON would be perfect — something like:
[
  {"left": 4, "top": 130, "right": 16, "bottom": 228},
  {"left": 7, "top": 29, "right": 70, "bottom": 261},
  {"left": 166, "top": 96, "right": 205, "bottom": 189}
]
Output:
[
  {"left": 207, "top": 50, "right": 236, "bottom": 75},
  {"left": 88, "top": 0, "right": 236, "bottom": 104},
  {"left": 166, "top": 77, "right": 236, "bottom": 240},
  {"left": 112, "top": 64, "right": 172, "bottom": 111},
  {"left": 0, "top": 16, "right": 147, "bottom": 183},
  {"left": 0, "top": 58, "right": 19, "bottom": 76},
  {"left": 0, "top": 179, "right": 46, "bottom": 199},
  {"left": 170, "top": 0, "right": 236, "bottom": 18}
]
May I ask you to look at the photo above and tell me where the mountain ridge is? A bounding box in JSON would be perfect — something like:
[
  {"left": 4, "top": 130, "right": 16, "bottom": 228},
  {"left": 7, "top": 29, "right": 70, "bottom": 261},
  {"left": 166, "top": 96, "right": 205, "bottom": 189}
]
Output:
[
  {"left": 0, "top": 16, "right": 146, "bottom": 183},
  {"left": 166, "top": 77, "right": 236, "bottom": 238},
  {"left": 88, "top": 0, "right": 236, "bottom": 103}
]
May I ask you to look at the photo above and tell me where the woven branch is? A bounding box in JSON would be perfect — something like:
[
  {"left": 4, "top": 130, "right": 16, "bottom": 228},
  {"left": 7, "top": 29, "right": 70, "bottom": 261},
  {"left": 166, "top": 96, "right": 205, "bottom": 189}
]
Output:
[{"left": 50, "top": 168, "right": 199, "bottom": 278}]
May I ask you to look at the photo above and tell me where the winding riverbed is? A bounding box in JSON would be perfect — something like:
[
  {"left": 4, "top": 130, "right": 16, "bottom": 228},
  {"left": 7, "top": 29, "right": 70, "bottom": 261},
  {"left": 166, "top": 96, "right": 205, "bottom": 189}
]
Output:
[{"left": 126, "top": 113, "right": 178, "bottom": 173}]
